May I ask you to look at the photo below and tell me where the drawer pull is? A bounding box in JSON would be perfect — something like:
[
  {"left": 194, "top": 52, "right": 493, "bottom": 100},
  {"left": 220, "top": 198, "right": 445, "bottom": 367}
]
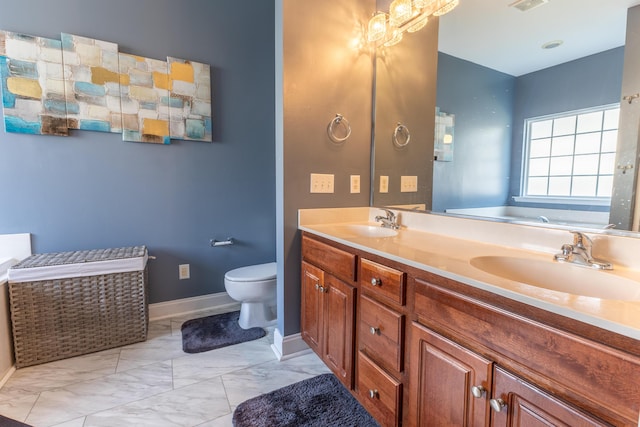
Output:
[
  {"left": 370, "top": 326, "right": 381, "bottom": 335},
  {"left": 471, "top": 385, "right": 486, "bottom": 398},
  {"left": 489, "top": 398, "right": 507, "bottom": 412},
  {"left": 368, "top": 389, "right": 379, "bottom": 399},
  {"left": 370, "top": 277, "right": 382, "bottom": 286}
]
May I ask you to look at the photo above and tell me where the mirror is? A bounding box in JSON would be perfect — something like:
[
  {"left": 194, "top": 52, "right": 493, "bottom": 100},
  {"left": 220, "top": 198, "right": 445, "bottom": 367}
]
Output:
[{"left": 371, "top": 0, "right": 640, "bottom": 233}]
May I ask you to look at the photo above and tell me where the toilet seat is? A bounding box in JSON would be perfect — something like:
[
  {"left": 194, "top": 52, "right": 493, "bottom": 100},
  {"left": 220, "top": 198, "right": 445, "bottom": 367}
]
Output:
[{"left": 225, "top": 262, "right": 276, "bottom": 282}]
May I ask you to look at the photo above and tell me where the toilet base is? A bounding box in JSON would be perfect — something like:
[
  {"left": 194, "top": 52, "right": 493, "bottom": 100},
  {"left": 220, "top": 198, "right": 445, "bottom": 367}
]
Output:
[{"left": 239, "top": 302, "right": 276, "bottom": 329}]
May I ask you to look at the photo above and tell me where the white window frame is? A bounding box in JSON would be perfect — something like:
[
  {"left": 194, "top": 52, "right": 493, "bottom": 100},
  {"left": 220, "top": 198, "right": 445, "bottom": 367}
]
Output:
[{"left": 515, "top": 103, "right": 619, "bottom": 206}]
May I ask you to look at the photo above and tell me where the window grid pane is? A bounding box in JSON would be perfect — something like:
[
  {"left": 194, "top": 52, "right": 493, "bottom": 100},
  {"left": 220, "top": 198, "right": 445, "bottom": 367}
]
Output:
[{"left": 524, "top": 105, "right": 619, "bottom": 199}]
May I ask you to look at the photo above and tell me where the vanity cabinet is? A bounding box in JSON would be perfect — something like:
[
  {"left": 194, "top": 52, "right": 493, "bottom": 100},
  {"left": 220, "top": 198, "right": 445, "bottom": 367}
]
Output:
[
  {"left": 301, "top": 236, "right": 357, "bottom": 389},
  {"left": 299, "top": 232, "right": 640, "bottom": 426}
]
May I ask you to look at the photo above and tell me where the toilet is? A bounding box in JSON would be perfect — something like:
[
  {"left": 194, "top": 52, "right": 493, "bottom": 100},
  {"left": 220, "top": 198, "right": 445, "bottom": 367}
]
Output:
[{"left": 224, "top": 262, "right": 277, "bottom": 329}]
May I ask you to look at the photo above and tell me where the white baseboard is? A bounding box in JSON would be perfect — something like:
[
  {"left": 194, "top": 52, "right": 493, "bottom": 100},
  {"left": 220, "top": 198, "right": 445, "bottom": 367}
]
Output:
[
  {"left": 271, "top": 328, "right": 311, "bottom": 361},
  {"left": 0, "top": 366, "right": 15, "bottom": 390},
  {"left": 149, "top": 292, "right": 238, "bottom": 321}
]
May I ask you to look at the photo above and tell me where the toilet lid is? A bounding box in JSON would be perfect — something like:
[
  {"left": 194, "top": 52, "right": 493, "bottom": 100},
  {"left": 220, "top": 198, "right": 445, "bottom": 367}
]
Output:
[{"left": 225, "top": 262, "right": 276, "bottom": 282}]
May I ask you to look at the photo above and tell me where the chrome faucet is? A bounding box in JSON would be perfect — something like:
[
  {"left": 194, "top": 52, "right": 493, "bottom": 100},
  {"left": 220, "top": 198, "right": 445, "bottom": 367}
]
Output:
[
  {"left": 554, "top": 231, "right": 613, "bottom": 270},
  {"left": 375, "top": 209, "right": 400, "bottom": 230}
]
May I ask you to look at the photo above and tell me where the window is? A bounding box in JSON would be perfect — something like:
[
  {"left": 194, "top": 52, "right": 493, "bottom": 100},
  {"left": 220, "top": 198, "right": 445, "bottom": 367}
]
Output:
[{"left": 522, "top": 104, "right": 619, "bottom": 202}]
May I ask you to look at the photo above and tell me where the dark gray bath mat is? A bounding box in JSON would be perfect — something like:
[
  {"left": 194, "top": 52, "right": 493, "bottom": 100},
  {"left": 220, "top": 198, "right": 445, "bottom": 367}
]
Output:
[
  {"left": 232, "top": 373, "right": 379, "bottom": 427},
  {"left": 0, "top": 414, "right": 32, "bottom": 427},
  {"left": 181, "top": 311, "right": 265, "bottom": 353}
]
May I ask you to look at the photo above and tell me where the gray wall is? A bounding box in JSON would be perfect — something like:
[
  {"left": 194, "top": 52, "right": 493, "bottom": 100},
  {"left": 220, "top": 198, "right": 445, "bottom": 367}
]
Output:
[
  {"left": 373, "top": 19, "right": 439, "bottom": 209},
  {"left": 510, "top": 47, "right": 624, "bottom": 209},
  {"left": 0, "top": 0, "right": 276, "bottom": 304},
  {"left": 433, "top": 52, "right": 515, "bottom": 212},
  {"left": 277, "top": 0, "right": 373, "bottom": 336}
]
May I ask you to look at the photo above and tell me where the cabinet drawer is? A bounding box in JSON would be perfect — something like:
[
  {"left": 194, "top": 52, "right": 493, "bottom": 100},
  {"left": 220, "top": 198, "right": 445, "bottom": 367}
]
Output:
[
  {"left": 357, "top": 352, "right": 402, "bottom": 427},
  {"left": 360, "top": 258, "right": 406, "bottom": 306},
  {"left": 302, "top": 235, "right": 356, "bottom": 283},
  {"left": 359, "top": 295, "right": 404, "bottom": 373}
]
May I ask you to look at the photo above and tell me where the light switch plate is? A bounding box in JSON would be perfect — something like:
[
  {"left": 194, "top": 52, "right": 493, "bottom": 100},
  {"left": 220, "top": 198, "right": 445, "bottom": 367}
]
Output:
[
  {"left": 380, "top": 175, "right": 389, "bottom": 193},
  {"left": 401, "top": 175, "right": 418, "bottom": 192},
  {"left": 310, "top": 173, "right": 334, "bottom": 193}
]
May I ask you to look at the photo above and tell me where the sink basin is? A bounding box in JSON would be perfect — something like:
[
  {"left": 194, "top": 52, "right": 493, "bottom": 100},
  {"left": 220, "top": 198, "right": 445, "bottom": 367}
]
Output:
[
  {"left": 338, "top": 224, "right": 398, "bottom": 238},
  {"left": 470, "top": 256, "right": 640, "bottom": 300}
]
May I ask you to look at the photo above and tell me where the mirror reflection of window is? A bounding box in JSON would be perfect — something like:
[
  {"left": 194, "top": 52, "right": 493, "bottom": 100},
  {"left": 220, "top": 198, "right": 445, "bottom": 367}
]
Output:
[{"left": 523, "top": 104, "right": 619, "bottom": 201}]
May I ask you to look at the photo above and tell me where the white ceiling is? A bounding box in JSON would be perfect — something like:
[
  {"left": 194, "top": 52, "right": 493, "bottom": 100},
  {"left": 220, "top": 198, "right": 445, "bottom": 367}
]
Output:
[{"left": 438, "top": 0, "right": 640, "bottom": 76}]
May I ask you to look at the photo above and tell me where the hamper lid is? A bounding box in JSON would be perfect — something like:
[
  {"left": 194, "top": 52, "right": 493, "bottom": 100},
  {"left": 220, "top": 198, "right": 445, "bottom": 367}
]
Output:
[
  {"left": 8, "top": 246, "right": 148, "bottom": 282},
  {"left": 225, "top": 262, "right": 276, "bottom": 282}
]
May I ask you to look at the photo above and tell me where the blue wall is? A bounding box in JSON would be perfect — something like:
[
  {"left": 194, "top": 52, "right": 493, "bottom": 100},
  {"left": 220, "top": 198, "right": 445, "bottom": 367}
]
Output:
[
  {"left": 433, "top": 52, "right": 515, "bottom": 212},
  {"left": 0, "top": 0, "right": 276, "bottom": 304}
]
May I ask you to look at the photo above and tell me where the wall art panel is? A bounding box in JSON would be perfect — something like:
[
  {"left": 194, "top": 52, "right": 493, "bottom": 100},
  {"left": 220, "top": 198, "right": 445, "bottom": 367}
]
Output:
[
  {"left": 61, "top": 33, "right": 122, "bottom": 133},
  {"left": 167, "top": 57, "right": 212, "bottom": 142},
  {"left": 119, "top": 53, "right": 170, "bottom": 144},
  {"left": 0, "top": 31, "right": 68, "bottom": 135}
]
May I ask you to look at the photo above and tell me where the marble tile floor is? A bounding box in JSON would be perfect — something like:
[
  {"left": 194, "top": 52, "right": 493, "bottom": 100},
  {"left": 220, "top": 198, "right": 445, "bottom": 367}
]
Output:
[{"left": 0, "top": 305, "right": 330, "bottom": 427}]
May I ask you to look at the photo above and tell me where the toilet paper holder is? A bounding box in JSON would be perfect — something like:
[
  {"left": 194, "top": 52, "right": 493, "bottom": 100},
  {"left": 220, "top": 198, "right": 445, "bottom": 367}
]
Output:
[{"left": 210, "top": 238, "right": 234, "bottom": 247}]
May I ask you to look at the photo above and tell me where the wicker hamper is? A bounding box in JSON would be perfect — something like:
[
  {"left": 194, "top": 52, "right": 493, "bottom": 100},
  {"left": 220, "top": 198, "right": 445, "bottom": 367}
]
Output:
[{"left": 7, "top": 246, "right": 148, "bottom": 368}]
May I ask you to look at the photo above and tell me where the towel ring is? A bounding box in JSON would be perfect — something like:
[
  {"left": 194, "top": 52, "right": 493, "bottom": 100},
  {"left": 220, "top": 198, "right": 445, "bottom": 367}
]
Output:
[
  {"left": 327, "top": 114, "right": 351, "bottom": 144},
  {"left": 393, "top": 122, "right": 410, "bottom": 148}
]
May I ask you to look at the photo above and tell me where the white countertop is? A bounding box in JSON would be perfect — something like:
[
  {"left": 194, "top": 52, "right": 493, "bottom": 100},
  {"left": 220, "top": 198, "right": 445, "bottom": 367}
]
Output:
[{"left": 299, "top": 207, "right": 640, "bottom": 341}]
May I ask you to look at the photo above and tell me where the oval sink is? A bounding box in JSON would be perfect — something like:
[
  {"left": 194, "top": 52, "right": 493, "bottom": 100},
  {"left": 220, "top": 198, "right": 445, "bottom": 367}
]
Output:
[
  {"left": 342, "top": 224, "right": 398, "bottom": 238},
  {"left": 470, "top": 256, "right": 640, "bottom": 300}
]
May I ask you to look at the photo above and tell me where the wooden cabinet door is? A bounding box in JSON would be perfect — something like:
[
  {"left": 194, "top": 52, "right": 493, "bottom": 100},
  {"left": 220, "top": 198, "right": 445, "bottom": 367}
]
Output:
[
  {"left": 490, "top": 367, "right": 611, "bottom": 427},
  {"left": 301, "top": 261, "right": 324, "bottom": 354},
  {"left": 409, "top": 322, "right": 492, "bottom": 427},
  {"left": 323, "top": 273, "right": 356, "bottom": 389}
]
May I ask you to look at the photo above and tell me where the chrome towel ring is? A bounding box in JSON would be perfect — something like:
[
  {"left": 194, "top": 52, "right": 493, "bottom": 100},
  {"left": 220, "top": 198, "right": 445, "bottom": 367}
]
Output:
[
  {"left": 393, "top": 122, "right": 410, "bottom": 148},
  {"left": 327, "top": 114, "right": 351, "bottom": 144}
]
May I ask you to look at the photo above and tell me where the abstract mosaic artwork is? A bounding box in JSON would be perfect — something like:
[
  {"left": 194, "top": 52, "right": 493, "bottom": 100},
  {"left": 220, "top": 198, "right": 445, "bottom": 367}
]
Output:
[
  {"left": 0, "top": 31, "right": 68, "bottom": 135},
  {"left": 0, "top": 30, "right": 212, "bottom": 144},
  {"left": 168, "top": 57, "right": 212, "bottom": 142},
  {"left": 119, "top": 53, "right": 171, "bottom": 144},
  {"left": 61, "top": 33, "right": 122, "bottom": 133}
]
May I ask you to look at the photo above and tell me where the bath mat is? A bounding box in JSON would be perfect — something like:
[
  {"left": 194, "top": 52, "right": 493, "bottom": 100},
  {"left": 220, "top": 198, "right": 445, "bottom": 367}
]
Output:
[
  {"left": 232, "top": 373, "right": 379, "bottom": 427},
  {"left": 181, "top": 310, "right": 265, "bottom": 353},
  {"left": 0, "top": 414, "right": 32, "bottom": 427}
]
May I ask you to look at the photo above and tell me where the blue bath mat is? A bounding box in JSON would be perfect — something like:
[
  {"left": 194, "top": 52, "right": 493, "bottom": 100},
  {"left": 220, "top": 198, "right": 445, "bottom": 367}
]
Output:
[{"left": 181, "top": 310, "right": 266, "bottom": 353}]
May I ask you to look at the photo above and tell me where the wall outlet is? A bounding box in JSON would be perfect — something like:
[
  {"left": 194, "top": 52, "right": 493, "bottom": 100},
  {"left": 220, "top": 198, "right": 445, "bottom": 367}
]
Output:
[
  {"left": 350, "top": 175, "right": 361, "bottom": 193},
  {"left": 401, "top": 175, "right": 418, "bottom": 192},
  {"left": 310, "top": 173, "right": 335, "bottom": 193},
  {"left": 380, "top": 175, "right": 389, "bottom": 193},
  {"left": 179, "top": 264, "right": 190, "bottom": 280}
]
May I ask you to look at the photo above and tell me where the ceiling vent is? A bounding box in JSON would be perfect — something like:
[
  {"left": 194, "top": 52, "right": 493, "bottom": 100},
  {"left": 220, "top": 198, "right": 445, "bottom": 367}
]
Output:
[{"left": 509, "top": 0, "right": 549, "bottom": 12}]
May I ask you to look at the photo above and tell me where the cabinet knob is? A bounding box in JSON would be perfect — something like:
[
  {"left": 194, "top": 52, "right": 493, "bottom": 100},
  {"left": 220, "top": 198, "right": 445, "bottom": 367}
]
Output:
[
  {"left": 368, "top": 389, "right": 379, "bottom": 399},
  {"left": 315, "top": 283, "right": 319, "bottom": 290},
  {"left": 370, "top": 326, "right": 380, "bottom": 335},
  {"left": 471, "top": 385, "right": 486, "bottom": 398},
  {"left": 489, "top": 398, "right": 507, "bottom": 412},
  {"left": 319, "top": 286, "right": 326, "bottom": 293},
  {"left": 370, "top": 277, "right": 381, "bottom": 286}
]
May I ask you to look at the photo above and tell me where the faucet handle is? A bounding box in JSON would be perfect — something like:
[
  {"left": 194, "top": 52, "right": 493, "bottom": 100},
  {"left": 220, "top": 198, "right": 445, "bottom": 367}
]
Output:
[
  {"left": 380, "top": 208, "right": 396, "bottom": 220},
  {"left": 570, "top": 231, "right": 591, "bottom": 248}
]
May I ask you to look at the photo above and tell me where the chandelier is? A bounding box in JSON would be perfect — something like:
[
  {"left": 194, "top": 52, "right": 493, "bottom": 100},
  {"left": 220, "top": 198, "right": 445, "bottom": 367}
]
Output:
[{"left": 368, "top": 0, "right": 460, "bottom": 47}]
